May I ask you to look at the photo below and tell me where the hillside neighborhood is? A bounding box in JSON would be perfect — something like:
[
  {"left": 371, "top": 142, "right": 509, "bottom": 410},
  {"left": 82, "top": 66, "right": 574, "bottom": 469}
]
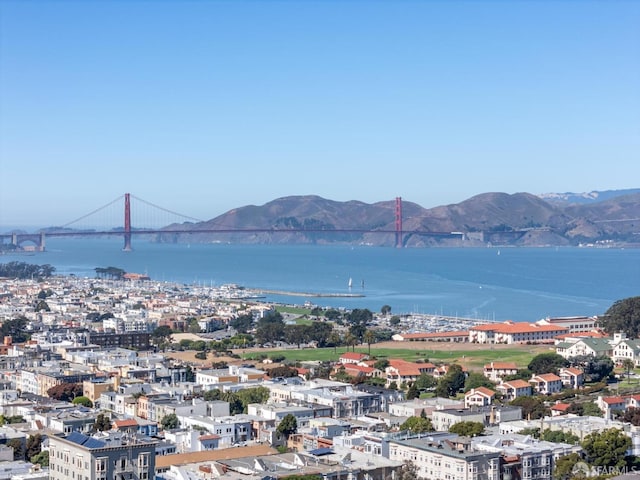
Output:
[{"left": 0, "top": 270, "right": 639, "bottom": 480}]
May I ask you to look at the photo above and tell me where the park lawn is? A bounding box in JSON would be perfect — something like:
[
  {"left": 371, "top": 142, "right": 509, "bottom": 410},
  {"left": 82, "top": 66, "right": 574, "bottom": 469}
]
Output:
[
  {"left": 275, "top": 306, "right": 313, "bottom": 316},
  {"left": 242, "top": 345, "right": 546, "bottom": 371}
]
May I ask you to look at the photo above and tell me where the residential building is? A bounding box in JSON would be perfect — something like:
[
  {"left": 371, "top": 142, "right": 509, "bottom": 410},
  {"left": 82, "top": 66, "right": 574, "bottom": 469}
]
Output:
[
  {"left": 385, "top": 359, "right": 435, "bottom": 387},
  {"left": 555, "top": 337, "right": 613, "bottom": 359},
  {"left": 529, "top": 373, "right": 563, "bottom": 395},
  {"left": 338, "top": 352, "right": 369, "bottom": 364},
  {"left": 473, "top": 433, "right": 582, "bottom": 480},
  {"left": 387, "top": 436, "right": 501, "bottom": 480},
  {"left": 559, "top": 367, "right": 585, "bottom": 389},
  {"left": 431, "top": 406, "right": 521, "bottom": 431},
  {"left": 48, "top": 431, "right": 156, "bottom": 480},
  {"left": 483, "top": 362, "right": 518, "bottom": 382},
  {"left": 496, "top": 380, "right": 532, "bottom": 402},
  {"left": 465, "top": 387, "right": 495, "bottom": 408}
]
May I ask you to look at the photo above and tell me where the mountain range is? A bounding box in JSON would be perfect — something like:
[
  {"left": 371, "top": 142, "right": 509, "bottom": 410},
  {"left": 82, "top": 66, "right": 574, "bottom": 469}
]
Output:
[{"left": 157, "top": 189, "right": 640, "bottom": 247}]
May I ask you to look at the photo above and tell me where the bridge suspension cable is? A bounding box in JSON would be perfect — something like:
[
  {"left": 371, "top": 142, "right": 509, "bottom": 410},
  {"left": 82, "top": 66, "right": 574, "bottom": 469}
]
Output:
[
  {"left": 130, "top": 194, "right": 204, "bottom": 223},
  {"left": 60, "top": 195, "right": 124, "bottom": 228}
]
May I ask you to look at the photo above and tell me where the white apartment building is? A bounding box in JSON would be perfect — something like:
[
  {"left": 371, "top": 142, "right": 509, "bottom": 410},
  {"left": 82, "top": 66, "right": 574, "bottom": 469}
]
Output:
[{"left": 388, "top": 436, "right": 501, "bottom": 480}]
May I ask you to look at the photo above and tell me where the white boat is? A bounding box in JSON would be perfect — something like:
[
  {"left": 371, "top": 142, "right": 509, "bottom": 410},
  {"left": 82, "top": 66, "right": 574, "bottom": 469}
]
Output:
[{"left": 348, "top": 277, "right": 353, "bottom": 288}]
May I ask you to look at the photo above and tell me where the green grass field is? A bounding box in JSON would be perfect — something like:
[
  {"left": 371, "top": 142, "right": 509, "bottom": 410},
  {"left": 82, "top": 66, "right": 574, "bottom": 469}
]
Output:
[
  {"left": 242, "top": 344, "right": 546, "bottom": 370},
  {"left": 275, "top": 306, "right": 313, "bottom": 316}
]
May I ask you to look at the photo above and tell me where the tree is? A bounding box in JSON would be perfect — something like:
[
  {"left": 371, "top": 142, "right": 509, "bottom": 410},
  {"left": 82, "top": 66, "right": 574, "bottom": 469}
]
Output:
[
  {"left": 449, "top": 421, "right": 485, "bottom": 437},
  {"left": 464, "top": 372, "right": 496, "bottom": 392},
  {"left": 35, "top": 300, "right": 50, "bottom": 312},
  {"left": 381, "top": 305, "right": 392, "bottom": 315},
  {"left": 285, "top": 324, "right": 308, "bottom": 348},
  {"left": 256, "top": 311, "right": 285, "bottom": 345},
  {"left": 374, "top": 359, "right": 390, "bottom": 371},
  {"left": 344, "top": 332, "right": 357, "bottom": 352},
  {"left": 528, "top": 352, "right": 568, "bottom": 375},
  {"left": 308, "top": 322, "right": 333, "bottom": 347},
  {"left": 363, "top": 329, "right": 376, "bottom": 355},
  {"left": 554, "top": 452, "right": 583, "bottom": 480},
  {"left": 510, "top": 396, "right": 549, "bottom": 420},
  {"left": 569, "top": 355, "right": 614, "bottom": 383},
  {"left": 415, "top": 373, "right": 437, "bottom": 391},
  {"left": 72, "top": 396, "right": 93, "bottom": 408},
  {"left": 277, "top": 414, "right": 298, "bottom": 438},
  {"left": 598, "top": 296, "right": 640, "bottom": 338},
  {"left": 327, "top": 331, "right": 342, "bottom": 353},
  {"left": 435, "top": 364, "right": 466, "bottom": 398},
  {"left": 399, "top": 416, "right": 433, "bottom": 433},
  {"left": 30, "top": 450, "right": 49, "bottom": 467},
  {"left": 235, "top": 386, "right": 270, "bottom": 413},
  {"left": 406, "top": 383, "right": 419, "bottom": 400},
  {"left": 26, "top": 434, "right": 43, "bottom": 460},
  {"left": 268, "top": 365, "right": 299, "bottom": 378},
  {"left": 541, "top": 430, "right": 579, "bottom": 444},
  {"left": 188, "top": 318, "right": 202, "bottom": 334},
  {"left": 568, "top": 401, "right": 603, "bottom": 418},
  {"left": 7, "top": 438, "right": 24, "bottom": 460},
  {"left": 230, "top": 313, "right": 254, "bottom": 334},
  {"left": 0, "top": 316, "right": 30, "bottom": 343},
  {"left": 621, "top": 406, "right": 640, "bottom": 426},
  {"left": 581, "top": 427, "right": 631, "bottom": 468},
  {"left": 93, "top": 413, "right": 112, "bottom": 432},
  {"left": 161, "top": 413, "right": 180, "bottom": 430},
  {"left": 151, "top": 325, "right": 173, "bottom": 351},
  {"left": 398, "top": 461, "right": 420, "bottom": 480},
  {"left": 390, "top": 316, "right": 401, "bottom": 327},
  {"left": 47, "top": 383, "right": 83, "bottom": 402},
  {"left": 622, "top": 358, "right": 635, "bottom": 384}
]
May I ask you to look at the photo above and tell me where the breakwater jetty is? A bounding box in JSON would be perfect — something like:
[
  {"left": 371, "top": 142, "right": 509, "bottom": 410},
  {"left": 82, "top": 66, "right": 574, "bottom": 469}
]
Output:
[{"left": 250, "top": 288, "right": 365, "bottom": 298}]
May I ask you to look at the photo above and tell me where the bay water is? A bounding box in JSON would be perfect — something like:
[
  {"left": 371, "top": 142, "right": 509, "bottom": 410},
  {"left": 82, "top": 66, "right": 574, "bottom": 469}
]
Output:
[{"left": 2, "top": 237, "right": 639, "bottom": 322}]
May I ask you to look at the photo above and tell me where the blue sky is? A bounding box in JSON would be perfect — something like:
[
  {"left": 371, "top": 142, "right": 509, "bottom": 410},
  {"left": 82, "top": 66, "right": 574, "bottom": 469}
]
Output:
[{"left": 1, "top": 0, "right": 639, "bottom": 228}]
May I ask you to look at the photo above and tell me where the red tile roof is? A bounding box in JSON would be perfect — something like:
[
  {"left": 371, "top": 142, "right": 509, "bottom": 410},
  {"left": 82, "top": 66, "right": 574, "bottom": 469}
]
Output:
[
  {"left": 388, "top": 359, "right": 433, "bottom": 376},
  {"left": 114, "top": 419, "right": 138, "bottom": 428},
  {"left": 471, "top": 321, "right": 568, "bottom": 334},
  {"left": 501, "top": 379, "right": 531, "bottom": 389},
  {"left": 532, "top": 373, "right": 562, "bottom": 382},
  {"left": 466, "top": 387, "right": 495, "bottom": 398},
  {"left": 340, "top": 352, "right": 369, "bottom": 361},
  {"left": 551, "top": 403, "right": 571, "bottom": 412}
]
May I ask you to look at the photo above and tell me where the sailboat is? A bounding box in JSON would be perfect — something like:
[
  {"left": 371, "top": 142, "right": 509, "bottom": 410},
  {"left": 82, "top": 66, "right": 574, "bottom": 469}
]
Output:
[{"left": 348, "top": 277, "right": 353, "bottom": 289}]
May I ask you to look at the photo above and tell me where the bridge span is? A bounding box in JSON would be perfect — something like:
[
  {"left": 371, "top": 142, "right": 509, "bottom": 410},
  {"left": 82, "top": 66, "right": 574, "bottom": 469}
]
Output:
[{"left": 0, "top": 193, "right": 469, "bottom": 251}]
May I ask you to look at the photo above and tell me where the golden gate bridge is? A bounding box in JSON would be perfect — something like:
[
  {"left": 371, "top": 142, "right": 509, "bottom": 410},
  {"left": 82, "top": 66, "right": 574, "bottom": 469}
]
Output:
[{"left": 0, "top": 193, "right": 464, "bottom": 251}]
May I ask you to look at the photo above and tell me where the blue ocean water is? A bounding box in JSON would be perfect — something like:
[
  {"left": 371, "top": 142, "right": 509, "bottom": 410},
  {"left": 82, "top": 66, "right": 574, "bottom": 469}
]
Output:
[{"left": 2, "top": 237, "right": 639, "bottom": 321}]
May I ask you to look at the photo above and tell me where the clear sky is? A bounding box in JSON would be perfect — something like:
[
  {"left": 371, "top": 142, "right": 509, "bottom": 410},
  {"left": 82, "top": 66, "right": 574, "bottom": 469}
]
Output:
[{"left": 1, "top": 0, "right": 639, "bottom": 228}]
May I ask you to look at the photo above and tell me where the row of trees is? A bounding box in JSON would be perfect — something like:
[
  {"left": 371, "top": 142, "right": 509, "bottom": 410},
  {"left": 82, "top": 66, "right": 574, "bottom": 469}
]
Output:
[{"left": 0, "top": 261, "right": 55, "bottom": 279}]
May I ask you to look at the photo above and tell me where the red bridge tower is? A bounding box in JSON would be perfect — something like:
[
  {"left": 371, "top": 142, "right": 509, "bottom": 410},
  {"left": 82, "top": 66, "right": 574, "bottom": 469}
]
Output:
[{"left": 395, "top": 197, "right": 403, "bottom": 248}]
